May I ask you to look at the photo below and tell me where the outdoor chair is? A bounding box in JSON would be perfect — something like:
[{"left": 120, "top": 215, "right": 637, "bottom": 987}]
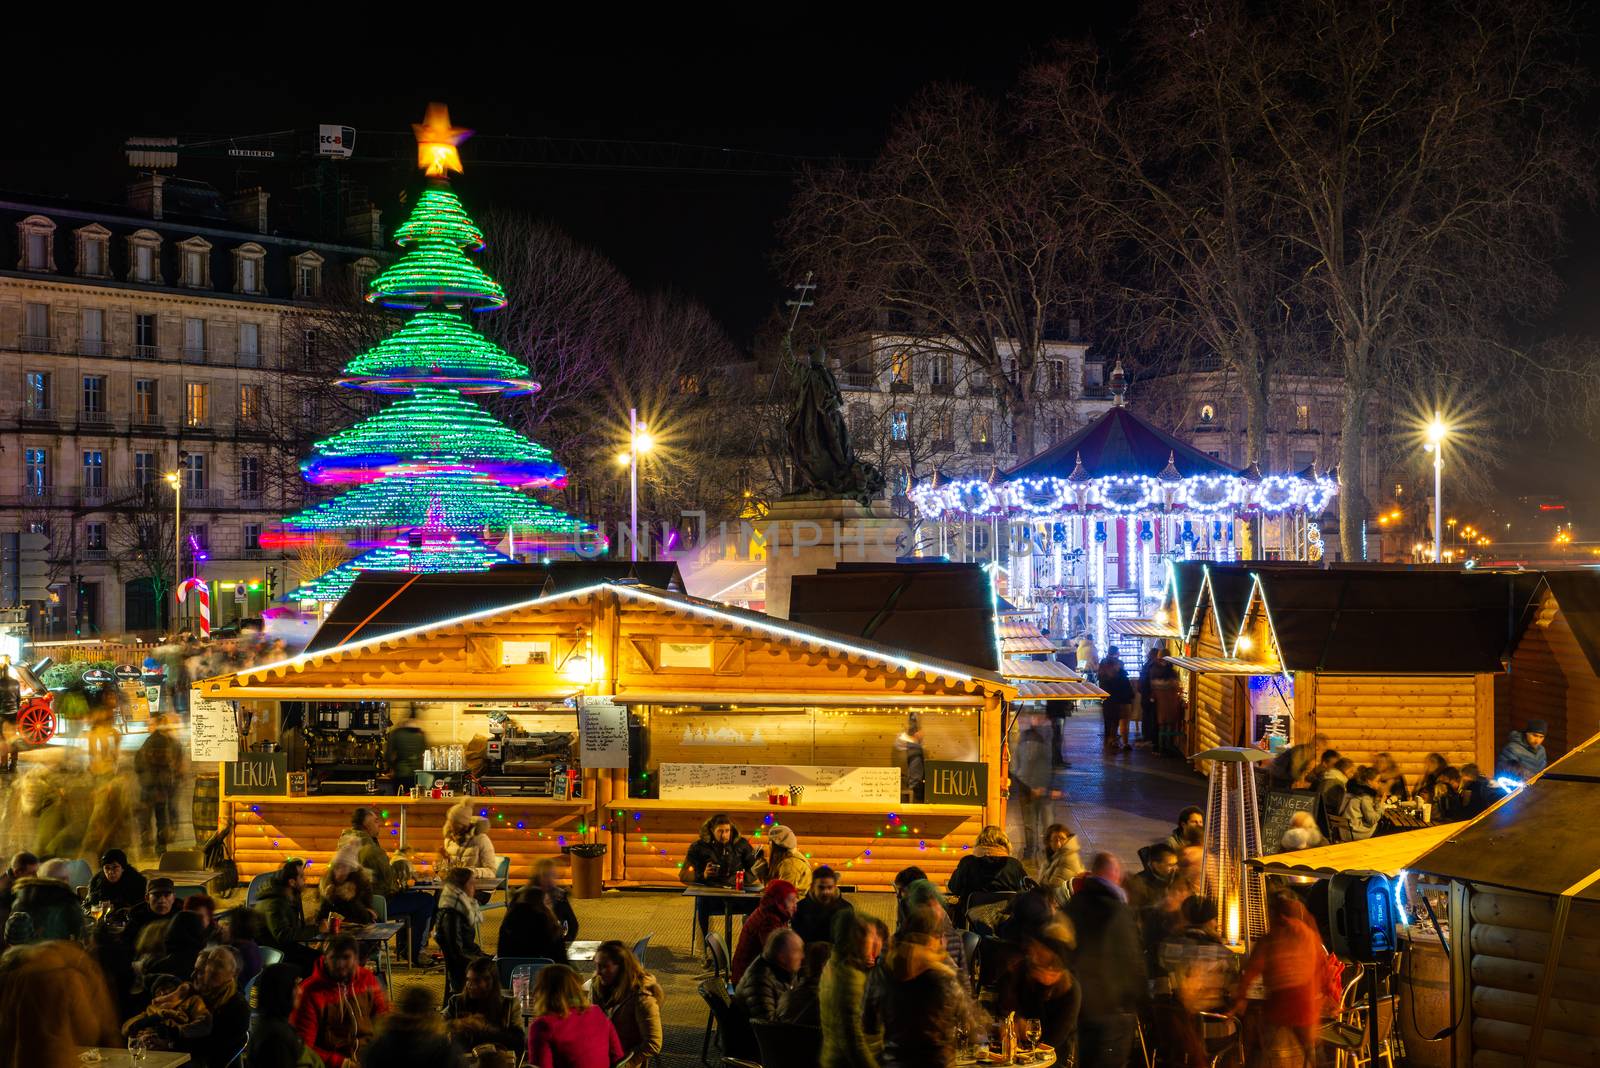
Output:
[
  {"left": 631, "top": 933, "right": 653, "bottom": 967},
  {"left": 494, "top": 955, "right": 553, "bottom": 990},
  {"left": 703, "top": 930, "right": 732, "bottom": 983},
  {"left": 699, "top": 977, "right": 757, "bottom": 1066},
  {"left": 258, "top": 946, "right": 282, "bottom": 968},
  {"left": 158, "top": 849, "right": 205, "bottom": 871},
  {"left": 751, "top": 1019, "right": 823, "bottom": 1068},
  {"left": 1326, "top": 813, "right": 1353, "bottom": 844},
  {"left": 244, "top": 872, "right": 273, "bottom": 907},
  {"left": 480, "top": 856, "right": 513, "bottom": 913}
]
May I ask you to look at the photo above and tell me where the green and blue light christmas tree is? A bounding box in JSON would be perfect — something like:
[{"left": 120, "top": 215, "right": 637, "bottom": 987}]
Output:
[{"left": 284, "top": 105, "right": 591, "bottom": 603}]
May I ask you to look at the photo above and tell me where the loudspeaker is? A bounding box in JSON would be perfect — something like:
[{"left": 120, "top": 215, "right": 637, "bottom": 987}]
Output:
[{"left": 1328, "top": 872, "right": 1396, "bottom": 962}]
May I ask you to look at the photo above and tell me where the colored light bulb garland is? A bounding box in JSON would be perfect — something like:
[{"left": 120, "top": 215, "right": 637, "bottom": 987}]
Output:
[
  {"left": 392, "top": 187, "right": 487, "bottom": 251},
  {"left": 368, "top": 235, "right": 507, "bottom": 311}
]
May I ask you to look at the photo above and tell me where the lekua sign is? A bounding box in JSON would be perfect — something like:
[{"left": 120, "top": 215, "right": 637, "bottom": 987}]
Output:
[
  {"left": 227, "top": 753, "right": 289, "bottom": 796},
  {"left": 925, "top": 760, "right": 987, "bottom": 806}
]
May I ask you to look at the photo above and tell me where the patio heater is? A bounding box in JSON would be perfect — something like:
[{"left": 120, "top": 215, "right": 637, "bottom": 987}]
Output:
[{"left": 1197, "top": 746, "right": 1272, "bottom": 950}]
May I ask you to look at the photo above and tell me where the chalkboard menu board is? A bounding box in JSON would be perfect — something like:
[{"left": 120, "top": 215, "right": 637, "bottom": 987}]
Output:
[
  {"left": 190, "top": 691, "right": 239, "bottom": 762},
  {"left": 578, "top": 697, "right": 629, "bottom": 769},
  {"left": 1260, "top": 789, "right": 1319, "bottom": 855}
]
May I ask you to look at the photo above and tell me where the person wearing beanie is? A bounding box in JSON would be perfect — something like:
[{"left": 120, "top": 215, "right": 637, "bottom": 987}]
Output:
[
  {"left": 758, "top": 824, "right": 813, "bottom": 894},
  {"left": 793, "top": 865, "right": 855, "bottom": 945},
  {"left": 87, "top": 848, "right": 147, "bottom": 911},
  {"left": 1499, "top": 719, "right": 1549, "bottom": 781}
]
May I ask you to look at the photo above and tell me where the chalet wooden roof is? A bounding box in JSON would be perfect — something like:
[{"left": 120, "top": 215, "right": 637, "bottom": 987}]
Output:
[
  {"left": 788, "top": 563, "right": 1001, "bottom": 672},
  {"left": 1534, "top": 570, "right": 1600, "bottom": 677}
]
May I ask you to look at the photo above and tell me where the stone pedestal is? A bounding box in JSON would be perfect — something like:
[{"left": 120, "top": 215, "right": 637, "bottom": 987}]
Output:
[{"left": 763, "top": 497, "right": 909, "bottom": 619}]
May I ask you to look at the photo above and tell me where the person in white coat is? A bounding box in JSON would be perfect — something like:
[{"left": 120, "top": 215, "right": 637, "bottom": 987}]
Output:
[{"left": 440, "top": 802, "right": 499, "bottom": 901}]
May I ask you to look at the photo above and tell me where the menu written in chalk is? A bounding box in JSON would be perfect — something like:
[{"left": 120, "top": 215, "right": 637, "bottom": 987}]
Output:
[
  {"left": 660, "top": 762, "right": 901, "bottom": 804},
  {"left": 579, "top": 697, "right": 630, "bottom": 769},
  {"left": 189, "top": 691, "right": 239, "bottom": 762}
]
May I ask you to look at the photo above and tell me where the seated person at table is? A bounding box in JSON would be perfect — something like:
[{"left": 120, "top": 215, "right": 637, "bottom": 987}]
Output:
[
  {"left": 183, "top": 892, "right": 218, "bottom": 938},
  {"left": 346, "top": 806, "right": 436, "bottom": 964},
  {"left": 434, "top": 867, "right": 485, "bottom": 999},
  {"left": 0, "top": 850, "right": 39, "bottom": 931},
  {"left": 441, "top": 802, "right": 501, "bottom": 901},
  {"left": 893, "top": 865, "right": 927, "bottom": 931},
  {"left": 446, "top": 955, "right": 525, "bottom": 1055},
  {"left": 777, "top": 940, "right": 830, "bottom": 1027},
  {"left": 792, "top": 865, "right": 854, "bottom": 945},
  {"left": 590, "top": 941, "right": 663, "bottom": 1068},
  {"left": 496, "top": 881, "right": 568, "bottom": 963},
  {"left": 993, "top": 922, "right": 1081, "bottom": 1056},
  {"left": 1416, "top": 752, "right": 1448, "bottom": 800},
  {"left": 247, "top": 963, "right": 321, "bottom": 1068},
  {"left": 756, "top": 824, "right": 812, "bottom": 893},
  {"left": 1153, "top": 896, "right": 1240, "bottom": 1067},
  {"left": 318, "top": 838, "right": 377, "bottom": 927},
  {"left": 364, "top": 984, "right": 466, "bottom": 1068},
  {"left": 87, "top": 848, "right": 147, "bottom": 911},
  {"left": 526, "top": 963, "right": 624, "bottom": 1068},
  {"left": 125, "top": 944, "right": 251, "bottom": 1068},
  {"left": 216, "top": 907, "right": 264, "bottom": 986},
  {"left": 1457, "top": 764, "right": 1492, "bottom": 819},
  {"left": 1339, "top": 766, "right": 1383, "bottom": 840},
  {"left": 678, "top": 812, "right": 759, "bottom": 938},
  {"left": 290, "top": 933, "right": 391, "bottom": 1068},
  {"left": 119, "top": 876, "right": 177, "bottom": 949},
  {"left": 256, "top": 860, "right": 321, "bottom": 976},
  {"left": 143, "top": 910, "right": 210, "bottom": 985},
  {"left": 948, "top": 825, "right": 1029, "bottom": 899},
  {"left": 735, "top": 927, "right": 802, "bottom": 1022},
  {"left": 1373, "top": 752, "right": 1409, "bottom": 801},
  {"left": 529, "top": 856, "right": 580, "bottom": 942},
  {"left": 0, "top": 940, "right": 121, "bottom": 1067},
  {"left": 730, "top": 879, "right": 799, "bottom": 982},
  {"left": 2, "top": 869, "right": 87, "bottom": 947},
  {"left": 1431, "top": 767, "right": 1465, "bottom": 821}
]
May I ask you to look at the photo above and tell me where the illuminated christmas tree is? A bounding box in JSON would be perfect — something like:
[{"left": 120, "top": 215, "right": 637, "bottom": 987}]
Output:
[{"left": 283, "top": 104, "right": 590, "bottom": 602}]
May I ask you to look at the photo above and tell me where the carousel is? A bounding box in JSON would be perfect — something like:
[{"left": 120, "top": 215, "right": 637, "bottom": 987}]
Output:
[{"left": 908, "top": 365, "right": 1338, "bottom": 653}]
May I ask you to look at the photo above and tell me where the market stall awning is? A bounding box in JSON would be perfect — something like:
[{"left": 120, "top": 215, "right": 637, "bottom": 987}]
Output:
[
  {"left": 1112, "top": 618, "right": 1184, "bottom": 639},
  {"left": 678, "top": 559, "right": 766, "bottom": 603},
  {"left": 1002, "top": 635, "right": 1065, "bottom": 654},
  {"left": 1248, "top": 825, "right": 1456, "bottom": 879},
  {"left": 1000, "top": 659, "right": 1084, "bottom": 681},
  {"left": 1012, "top": 678, "right": 1108, "bottom": 700},
  {"left": 1165, "top": 654, "right": 1278, "bottom": 675}
]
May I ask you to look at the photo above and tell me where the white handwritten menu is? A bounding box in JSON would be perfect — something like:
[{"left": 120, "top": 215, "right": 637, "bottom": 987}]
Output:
[
  {"left": 189, "top": 691, "right": 239, "bottom": 762},
  {"left": 579, "top": 697, "right": 630, "bottom": 769},
  {"left": 659, "top": 762, "right": 901, "bottom": 804}
]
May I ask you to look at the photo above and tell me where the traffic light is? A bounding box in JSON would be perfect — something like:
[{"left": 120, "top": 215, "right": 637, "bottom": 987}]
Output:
[
  {"left": 17, "top": 533, "right": 49, "bottom": 603},
  {"left": 265, "top": 566, "right": 279, "bottom": 598}
]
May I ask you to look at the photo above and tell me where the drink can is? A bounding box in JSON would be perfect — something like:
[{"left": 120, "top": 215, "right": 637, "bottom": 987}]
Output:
[
  {"left": 735, "top": 871, "right": 745, "bottom": 892},
  {"left": 331, "top": 914, "right": 342, "bottom": 934}
]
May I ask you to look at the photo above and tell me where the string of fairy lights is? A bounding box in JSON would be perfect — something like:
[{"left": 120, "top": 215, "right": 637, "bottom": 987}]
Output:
[{"left": 909, "top": 471, "right": 1339, "bottom": 520}]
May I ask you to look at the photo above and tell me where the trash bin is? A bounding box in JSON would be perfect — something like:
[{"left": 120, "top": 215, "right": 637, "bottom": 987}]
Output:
[{"left": 564, "top": 843, "right": 607, "bottom": 899}]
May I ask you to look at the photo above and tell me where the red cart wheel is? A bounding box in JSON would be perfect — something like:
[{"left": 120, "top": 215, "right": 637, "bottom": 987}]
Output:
[{"left": 17, "top": 697, "right": 56, "bottom": 745}]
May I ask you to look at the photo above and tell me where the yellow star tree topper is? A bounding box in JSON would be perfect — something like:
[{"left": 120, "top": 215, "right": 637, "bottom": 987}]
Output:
[{"left": 414, "top": 103, "right": 471, "bottom": 176}]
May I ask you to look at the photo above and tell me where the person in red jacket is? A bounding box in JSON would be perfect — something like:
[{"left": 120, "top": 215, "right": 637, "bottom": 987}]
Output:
[
  {"left": 526, "top": 963, "right": 622, "bottom": 1068},
  {"left": 289, "top": 933, "right": 390, "bottom": 1067},
  {"left": 1234, "top": 891, "right": 1327, "bottom": 1067},
  {"left": 730, "top": 879, "right": 798, "bottom": 982}
]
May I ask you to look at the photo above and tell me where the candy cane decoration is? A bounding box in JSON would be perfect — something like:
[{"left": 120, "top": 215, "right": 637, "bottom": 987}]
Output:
[{"left": 177, "top": 578, "right": 211, "bottom": 637}]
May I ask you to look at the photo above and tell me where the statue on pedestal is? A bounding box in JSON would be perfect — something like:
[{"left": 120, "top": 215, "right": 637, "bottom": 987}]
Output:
[{"left": 784, "top": 345, "right": 885, "bottom": 506}]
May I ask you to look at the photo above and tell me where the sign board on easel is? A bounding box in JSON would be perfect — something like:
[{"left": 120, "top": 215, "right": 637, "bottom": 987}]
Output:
[
  {"left": 190, "top": 690, "right": 239, "bottom": 762},
  {"left": 578, "top": 697, "right": 629, "bottom": 769}
]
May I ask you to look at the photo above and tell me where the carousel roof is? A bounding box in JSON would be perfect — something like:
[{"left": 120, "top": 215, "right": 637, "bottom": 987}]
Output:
[{"left": 1007, "top": 406, "right": 1238, "bottom": 482}]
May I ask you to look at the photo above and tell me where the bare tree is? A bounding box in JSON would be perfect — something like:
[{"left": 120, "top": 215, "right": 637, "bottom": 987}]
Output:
[
  {"left": 106, "top": 483, "right": 177, "bottom": 631},
  {"left": 781, "top": 84, "right": 1103, "bottom": 459}
]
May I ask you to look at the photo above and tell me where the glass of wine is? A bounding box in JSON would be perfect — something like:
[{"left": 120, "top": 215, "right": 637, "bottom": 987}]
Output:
[{"left": 1023, "top": 1017, "right": 1043, "bottom": 1051}]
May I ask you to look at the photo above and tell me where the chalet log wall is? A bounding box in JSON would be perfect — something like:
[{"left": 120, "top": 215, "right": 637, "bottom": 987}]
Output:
[{"left": 1504, "top": 590, "right": 1600, "bottom": 761}]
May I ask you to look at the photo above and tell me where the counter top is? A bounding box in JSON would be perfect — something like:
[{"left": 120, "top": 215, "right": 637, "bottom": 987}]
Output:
[
  {"left": 611, "top": 798, "right": 981, "bottom": 816},
  {"left": 227, "top": 794, "right": 592, "bottom": 807}
]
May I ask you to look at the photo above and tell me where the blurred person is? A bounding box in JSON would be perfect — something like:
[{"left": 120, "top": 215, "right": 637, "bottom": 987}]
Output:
[
  {"left": 1064, "top": 853, "right": 1146, "bottom": 1068},
  {"left": 1164, "top": 807, "right": 1205, "bottom": 854},
  {"left": 529, "top": 856, "right": 580, "bottom": 941},
  {"left": 1235, "top": 892, "right": 1327, "bottom": 1067},
  {"left": 948, "top": 825, "right": 1028, "bottom": 899},
  {"left": 434, "top": 866, "right": 484, "bottom": 999},
  {"left": 1306, "top": 749, "right": 1341, "bottom": 791},
  {"left": 1010, "top": 712, "right": 1059, "bottom": 860},
  {"left": 124, "top": 943, "right": 250, "bottom": 1068},
  {"left": 0, "top": 939, "right": 121, "bottom": 1068},
  {"left": 588, "top": 941, "right": 662, "bottom": 1068},
  {"left": 730, "top": 878, "right": 798, "bottom": 982},
  {"left": 497, "top": 879, "right": 568, "bottom": 964},
  {"left": 385, "top": 707, "right": 427, "bottom": 789},
  {"left": 1432, "top": 767, "right": 1466, "bottom": 822},
  {"left": 318, "top": 836, "right": 377, "bottom": 927},
  {"left": 1124, "top": 843, "right": 1179, "bottom": 912},
  {"left": 819, "top": 911, "right": 882, "bottom": 1068},
  {"left": 793, "top": 864, "right": 854, "bottom": 944},
  {"left": 3, "top": 868, "right": 87, "bottom": 946},
  {"left": 86, "top": 685, "right": 122, "bottom": 775},
  {"left": 1076, "top": 633, "right": 1099, "bottom": 679},
  {"left": 1499, "top": 719, "right": 1549, "bottom": 781},
  {"left": 348, "top": 806, "right": 433, "bottom": 963},
  {"left": 895, "top": 718, "right": 927, "bottom": 800},
  {"left": 1317, "top": 759, "right": 1354, "bottom": 835},
  {"left": 891, "top": 866, "right": 926, "bottom": 932},
  {"left": 1339, "top": 767, "right": 1383, "bottom": 840},
  {"left": 23, "top": 772, "right": 81, "bottom": 859},
  {"left": 1372, "top": 752, "right": 1409, "bottom": 800},
  {"left": 1267, "top": 733, "right": 1329, "bottom": 791},
  {"left": 1038, "top": 824, "right": 1084, "bottom": 904},
  {"left": 735, "top": 927, "right": 802, "bottom": 1022},
  {"left": 217, "top": 906, "right": 264, "bottom": 985},
  {"left": 183, "top": 892, "right": 218, "bottom": 936},
  {"left": 863, "top": 904, "right": 987, "bottom": 1068},
  {"left": 757, "top": 823, "right": 813, "bottom": 893},
  {"left": 1280, "top": 811, "right": 1327, "bottom": 851},
  {"left": 678, "top": 812, "right": 758, "bottom": 939},
  {"left": 1458, "top": 763, "right": 1492, "bottom": 819},
  {"left": 246, "top": 962, "right": 320, "bottom": 1068},
  {"left": 992, "top": 922, "right": 1080, "bottom": 1054},
  {"left": 80, "top": 777, "right": 134, "bottom": 863},
  {"left": 0, "top": 850, "right": 39, "bottom": 920},
  {"left": 144, "top": 909, "right": 210, "bottom": 984},
  {"left": 1148, "top": 645, "right": 1184, "bottom": 755},
  {"left": 445, "top": 955, "right": 525, "bottom": 1054},
  {"left": 256, "top": 859, "right": 320, "bottom": 975},
  {"left": 135, "top": 713, "right": 186, "bottom": 855},
  {"left": 777, "top": 940, "right": 831, "bottom": 1027},
  {"left": 1097, "top": 646, "right": 1136, "bottom": 750},
  {"left": 88, "top": 847, "right": 148, "bottom": 910},
  {"left": 361, "top": 984, "right": 466, "bottom": 1068},
  {"left": 902, "top": 878, "right": 967, "bottom": 976},
  {"left": 122, "top": 875, "right": 178, "bottom": 949},
  {"left": 1154, "top": 896, "right": 1240, "bottom": 1068},
  {"left": 525, "top": 962, "right": 623, "bottom": 1068},
  {"left": 1416, "top": 752, "right": 1449, "bottom": 799},
  {"left": 1139, "top": 646, "right": 1162, "bottom": 748},
  {"left": 440, "top": 802, "right": 500, "bottom": 891},
  {"left": 290, "top": 932, "right": 391, "bottom": 1067}
]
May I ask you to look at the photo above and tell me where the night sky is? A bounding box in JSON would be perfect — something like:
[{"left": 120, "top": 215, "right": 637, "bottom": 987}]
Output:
[{"left": 4, "top": 12, "right": 1597, "bottom": 506}]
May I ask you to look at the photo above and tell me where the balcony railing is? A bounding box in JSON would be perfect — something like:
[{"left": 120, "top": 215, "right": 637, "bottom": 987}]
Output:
[
  {"left": 237, "top": 350, "right": 261, "bottom": 368},
  {"left": 971, "top": 440, "right": 994, "bottom": 454},
  {"left": 79, "top": 409, "right": 112, "bottom": 427},
  {"left": 78, "top": 338, "right": 109, "bottom": 357},
  {"left": 930, "top": 381, "right": 956, "bottom": 395},
  {"left": 79, "top": 485, "right": 109, "bottom": 504},
  {"left": 82, "top": 548, "right": 110, "bottom": 561},
  {"left": 182, "top": 346, "right": 209, "bottom": 364},
  {"left": 133, "top": 344, "right": 159, "bottom": 359},
  {"left": 889, "top": 381, "right": 915, "bottom": 394},
  {"left": 19, "top": 334, "right": 54, "bottom": 353},
  {"left": 19, "top": 404, "right": 54, "bottom": 422},
  {"left": 838, "top": 371, "right": 877, "bottom": 390}
]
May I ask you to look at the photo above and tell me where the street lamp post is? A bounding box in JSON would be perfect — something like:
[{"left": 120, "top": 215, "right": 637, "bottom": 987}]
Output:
[
  {"left": 1426, "top": 414, "right": 1448, "bottom": 563},
  {"left": 616, "top": 408, "right": 655, "bottom": 563},
  {"left": 164, "top": 468, "right": 183, "bottom": 628}
]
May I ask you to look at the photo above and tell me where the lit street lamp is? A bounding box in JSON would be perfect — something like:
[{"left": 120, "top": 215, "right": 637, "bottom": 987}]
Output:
[
  {"left": 1424, "top": 414, "right": 1449, "bottom": 563},
  {"left": 615, "top": 408, "right": 655, "bottom": 562},
  {"left": 164, "top": 468, "right": 182, "bottom": 627}
]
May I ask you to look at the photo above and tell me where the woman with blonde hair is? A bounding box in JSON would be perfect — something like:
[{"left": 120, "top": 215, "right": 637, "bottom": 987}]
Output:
[
  {"left": 947, "top": 824, "right": 1028, "bottom": 898},
  {"left": 591, "top": 941, "right": 663, "bottom": 1067},
  {"left": 440, "top": 801, "right": 500, "bottom": 899},
  {"left": 0, "top": 940, "right": 120, "bottom": 1068},
  {"left": 525, "top": 963, "right": 623, "bottom": 1068}
]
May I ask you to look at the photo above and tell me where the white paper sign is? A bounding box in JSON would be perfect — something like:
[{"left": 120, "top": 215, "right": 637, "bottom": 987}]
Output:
[
  {"left": 189, "top": 691, "right": 239, "bottom": 762},
  {"left": 659, "top": 762, "right": 901, "bottom": 804},
  {"left": 579, "top": 697, "right": 630, "bottom": 769}
]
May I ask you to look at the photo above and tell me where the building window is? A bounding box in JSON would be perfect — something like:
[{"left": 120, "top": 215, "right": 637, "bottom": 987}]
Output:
[
  {"left": 889, "top": 351, "right": 913, "bottom": 389},
  {"left": 1046, "top": 416, "right": 1066, "bottom": 442},
  {"left": 929, "top": 353, "right": 954, "bottom": 389},
  {"left": 934, "top": 410, "right": 954, "bottom": 445},
  {"left": 79, "top": 308, "right": 105, "bottom": 356},
  {"left": 17, "top": 215, "right": 56, "bottom": 272},
  {"left": 1199, "top": 403, "right": 1216, "bottom": 425},
  {"left": 888, "top": 465, "right": 910, "bottom": 497},
  {"left": 849, "top": 403, "right": 872, "bottom": 442},
  {"left": 243, "top": 523, "right": 262, "bottom": 554},
  {"left": 82, "top": 451, "right": 105, "bottom": 495},
  {"left": 85, "top": 522, "right": 107, "bottom": 552},
  {"left": 350, "top": 257, "right": 377, "bottom": 293},
  {"left": 183, "top": 318, "right": 207, "bottom": 361},
  {"left": 82, "top": 375, "right": 107, "bottom": 415},
  {"left": 24, "top": 449, "right": 48, "bottom": 494},
  {"left": 238, "top": 322, "right": 261, "bottom": 365},
  {"left": 76, "top": 224, "right": 110, "bottom": 277},
  {"left": 1296, "top": 404, "right": 1311, "bottom": 431},
  {"left": 293, "top": 252, "right": 324, "bottom": 298},
  {"left": 189, "top": 523, "right": 210, "bottom": 551},
  {"left": 135, "top": 313, "right": 159, "bottom": 358},
  {"left": 24, "top": 371, "right": 50, "bottom": 414},
  {"left": 134, "top": 452, "right": 156, "bottom": 488},
  {"left": 128, "top": 230, "right": 162, "bottom": 283},
  {"left": 301, "top": 329, "right": 320, "bottom": 368},
  {"left": 890, "top": 410, "right": 909, "bottom": 441},
  {"left": 134, "top": 379, "right": 158, "bottom": 423},
  {"left": 186, "top": 382, "right": 209, "bottom": 427},
  {"left": 971, "top": 412, "right": 992, "bottom": 445},
  {"left": 1292, "top": 449, "right": 1316, "bottom": 471},
  {"left": 238, "top": 384, "right": 263, "bottom": 423},
  {"left": 240, "top": 455, "right": 262, "bottom": 496},
  {"left": 234, "top": 243, "right": 265, "bottom": 295},
  {"left": 1046, "top": 360, "right": 1066, "bottom": 394},
  {"left": 22, "top": 302, "right": 50, "bottom": 352},
  {"left": 184, "top": 453, "right": 207, "bottom": 492},
  {"left": 178, "top": 237, "right": 212, "bottom": 288}
]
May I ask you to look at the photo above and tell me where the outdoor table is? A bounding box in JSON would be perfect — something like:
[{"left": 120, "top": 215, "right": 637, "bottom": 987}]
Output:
[
  {"left": 954, "top": 1047, "right": 1057, "bottom": 1066},
  {"left": 1375, "top": 808, "right": 1429, "bottom": 835},
  {"left": 298, "top": 921, "right": 405, "bottom": 988},
  {"left": 682, "top": 884, "right": 762, "bottom": 949},
  {"left": 154, "top": 870, "right": 222, "bottom": 889},
  {"left": 567, "top": 939, "right": 601, "bottom": 962},
  {"left": 79, "top": 1050, "right": 190, "bottom": 1067}
]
